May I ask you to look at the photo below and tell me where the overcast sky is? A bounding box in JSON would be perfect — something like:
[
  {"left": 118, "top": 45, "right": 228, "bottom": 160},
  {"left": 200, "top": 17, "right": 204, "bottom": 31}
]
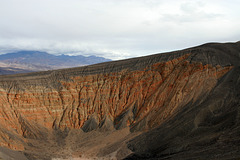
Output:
[{"left": 0, "top": 0, "right": 239, "bottom": 60}]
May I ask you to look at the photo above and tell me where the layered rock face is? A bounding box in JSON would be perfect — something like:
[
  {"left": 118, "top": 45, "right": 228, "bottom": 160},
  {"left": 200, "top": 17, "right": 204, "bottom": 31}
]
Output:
[{"left": 0, "top": 42, "right": 239, "bottom": 159}]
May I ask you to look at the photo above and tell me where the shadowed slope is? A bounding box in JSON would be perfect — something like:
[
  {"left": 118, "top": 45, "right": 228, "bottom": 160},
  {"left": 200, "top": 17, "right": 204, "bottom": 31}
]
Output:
[{"left": 126, "top": 66, "right": 240, "bottom": 160}]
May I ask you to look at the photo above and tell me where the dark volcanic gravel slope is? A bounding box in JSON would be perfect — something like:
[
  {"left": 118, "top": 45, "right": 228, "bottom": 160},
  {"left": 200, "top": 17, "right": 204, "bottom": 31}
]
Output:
[{"left": 125, "top": 63, "right": 240, "bottom": 159}]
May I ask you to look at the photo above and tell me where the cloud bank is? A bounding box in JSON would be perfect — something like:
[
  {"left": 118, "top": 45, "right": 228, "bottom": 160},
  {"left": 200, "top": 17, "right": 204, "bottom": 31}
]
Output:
[{"left": 0, "top": 0, "right": 239, "bottom": 60}]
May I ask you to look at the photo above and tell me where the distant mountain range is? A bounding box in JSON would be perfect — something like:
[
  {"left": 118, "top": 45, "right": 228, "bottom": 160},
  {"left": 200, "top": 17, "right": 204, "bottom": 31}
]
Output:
[{"left": 0, "top": 51, "right": 111, "bottom": 75}]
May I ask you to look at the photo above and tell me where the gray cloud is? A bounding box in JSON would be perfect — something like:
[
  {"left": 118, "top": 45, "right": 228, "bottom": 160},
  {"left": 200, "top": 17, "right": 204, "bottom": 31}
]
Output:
[
  {"left": 0, "top": 0, "right": 239, "bottom": 60},
  {"left": 161, "top": 3, "right": 222, "bottom": 23}
]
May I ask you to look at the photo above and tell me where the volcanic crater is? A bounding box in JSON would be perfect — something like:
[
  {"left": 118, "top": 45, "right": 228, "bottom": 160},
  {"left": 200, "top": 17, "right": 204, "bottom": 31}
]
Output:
[{"left": 0, "top": 42, "right": 239, "bottom": 159}]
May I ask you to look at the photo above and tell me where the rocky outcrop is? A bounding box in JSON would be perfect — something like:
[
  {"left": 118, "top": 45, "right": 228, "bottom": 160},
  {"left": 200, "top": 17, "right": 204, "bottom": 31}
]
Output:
[{"left": 0, "top": 42, "right": 239, "bottom": 159}]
